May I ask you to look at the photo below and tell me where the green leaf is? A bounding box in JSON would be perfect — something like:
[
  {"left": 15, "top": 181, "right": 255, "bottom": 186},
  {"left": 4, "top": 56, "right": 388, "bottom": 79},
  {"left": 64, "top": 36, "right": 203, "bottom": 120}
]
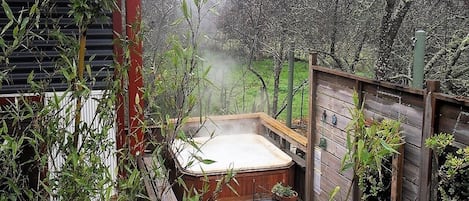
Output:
[
  {"left": 341, "top": 161, "right": 354, "bottom": 172},
  {"left": 27, "top": 71, "right": 35, "bottom": 83},
  {"left": 181, "top": 0, "right": 190, "bottom": 19},
  {"left": 177, "top": 176, "right": 189, "bottom": 192},
  {"left": 0, "top": 37, "right": 5, "bottom": 48},
  {"left": 12, "top": 25, "right": 19, "bottom": 38},
  {"left": 29, "top": 3, "right": 38, "bottom": 17},
  {"left": 11, "top": 138, "right": 18, "bottom": 157},
  {"left": 2, "top": 0, "right": 14, "bottom": 21},
  {"left": 1, "top": 120, "right": 8, "bottom": 134},
  {"left": 1, "top": 20, "right": 13, "bottom": 35},
  {"left": 202, "top": 65, "right": 211, "bottom": 78},
  {"left": 20, "top": 17, "right": 29, "bottom": 30},
  {"left": 201, "top": 159, "right": 216, "bottom": 165},
  {"left": 86, "top": 64, "right": 92, "bottom": 78},
  {"left": 346, "top": 129, "right": 352, "bottom": 150},
  {"left": 357, "top": 139, "right": 364, "bottom": 161},
  {"left": 171, "top": 18, "right": 184, "bottom": 26},
  {"left": 380, "top": 139, "right": 399, "bottom": 155},
  {"left": 328, "top": 186, "right": 341, "bottom": 201},
  {"left": 209, "top": 7, "right": 219, "bottom": 16}
]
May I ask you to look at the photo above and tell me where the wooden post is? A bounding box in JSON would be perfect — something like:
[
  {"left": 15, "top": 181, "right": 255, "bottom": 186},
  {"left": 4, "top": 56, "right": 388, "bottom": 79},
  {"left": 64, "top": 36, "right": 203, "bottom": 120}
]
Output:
[
  {"left": 113, "top": 0, "right": 126, "bottom": 176},
  {"left": 305, "top": 52, "right": 318, "bottom": 201},
  {"left": 352, "top": 80, "right": 363, "bottom": 201},
  {"left": 126, "top": 0, "right": 144, "bottom": 156},
  {"left": 391, "top": 144, "right": 405, "bottom": 201},
  {"left": 419, "top": 80, "right": 440, "bottom": 201}
]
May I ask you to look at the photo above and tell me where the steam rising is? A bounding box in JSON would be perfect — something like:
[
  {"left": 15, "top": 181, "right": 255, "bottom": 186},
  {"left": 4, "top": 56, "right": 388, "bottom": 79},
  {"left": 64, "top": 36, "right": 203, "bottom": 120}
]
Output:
[{"left": 184, "top": 118, "right": 259, "bottom": 137}]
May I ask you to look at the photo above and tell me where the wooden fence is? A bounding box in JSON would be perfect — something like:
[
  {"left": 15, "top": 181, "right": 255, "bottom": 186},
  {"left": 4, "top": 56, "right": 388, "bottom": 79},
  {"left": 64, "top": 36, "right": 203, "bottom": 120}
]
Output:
[{"left": 305, "top": 53, "right": 469, "bottom": 201}]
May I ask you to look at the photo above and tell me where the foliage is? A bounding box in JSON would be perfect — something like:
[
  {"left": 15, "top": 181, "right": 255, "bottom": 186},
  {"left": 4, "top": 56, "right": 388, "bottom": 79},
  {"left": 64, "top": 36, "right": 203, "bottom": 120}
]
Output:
[
  {"left": 425, "top": 133, "right": 469, "bottom": 201},
  {"left": 1, "top": 0, "right": 231, "bottom": 200},
  {"left": 68, "top": 0, "right": 114, "bottom": 29},
  {"left": 271, "top": 182, "right": 297, "bottom": 198},
  {"left": 439, "top": 147, "right": 469, "bottom": 200},
  {"left": 144, "top": 1, "right": 239, "bottom": 200},
  {"left": 0, "top": 0, "right": 44, "bottom": 68},
  {"left": 0, "top": 0, "right": 147, "bottom": 200},
  {"left": 216, "top": 0, "right": 469, "bottom": 96},
  {"left": 425, "top": 133, "right": 454, "bottom": 157},
  {"left": 341, "top": 91, "right": 404, "bottom": 200},
  {"left": 0, "top": 1, "right": 49, "bottom": 199}
]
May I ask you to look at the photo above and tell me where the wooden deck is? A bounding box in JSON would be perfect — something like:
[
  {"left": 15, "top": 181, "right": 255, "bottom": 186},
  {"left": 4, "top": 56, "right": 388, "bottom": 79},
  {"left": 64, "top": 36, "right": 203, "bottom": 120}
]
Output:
[{"left": 138, "top": 155, "right": 177, "bottom": 201}]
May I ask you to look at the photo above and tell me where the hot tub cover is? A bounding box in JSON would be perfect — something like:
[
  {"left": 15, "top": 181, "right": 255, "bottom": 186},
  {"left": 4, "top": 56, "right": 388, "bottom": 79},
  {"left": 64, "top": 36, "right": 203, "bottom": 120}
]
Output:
[{"left": 172, "top": 134, "right": 293, "bottom": 175}]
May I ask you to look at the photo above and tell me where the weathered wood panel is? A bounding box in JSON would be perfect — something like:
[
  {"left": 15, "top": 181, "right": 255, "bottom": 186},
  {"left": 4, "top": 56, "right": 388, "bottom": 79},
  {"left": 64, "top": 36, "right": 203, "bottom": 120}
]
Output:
[
  {"left": 320, "top": 150, "right": 354, "bottom": 180},
  {"left": 316, "top": 91, "right": 354, "bottom": 120},
  {"left": 363, "top": 110, "right": 422, "bottom": 147},
  {"left": 317, "top": 79, "right": 355, "bottom": 103},
  {"left": 320, "top": 162, "right": 353, "bottom": 201},
  {"left": 317, "top": 70, "right": 357, "bottom": 91},
  {"left": 361, "top": 82, "right": 425, "bottom": 108},
  {"left": 402, "top": 179, "right": 419, "bottom": 201},
  {"left": 436, "top": 102, "right": 469, "bottom": 145},
  {"left": 139, "top": 156, "right": 177, "bottom": 201},
  {"left": 313, "top": 118, "right": 347, "bottom": 148},
  {"left": 405, "top": 160, "right": 420, "bottom": 182},
  {"left": 309, "top": 60, "right": 469, "bottom": 201},
  {"left": 365, "top": 96, "right": 424, "bottom": 129},
  {"left": 315, "top": 105, "right": 351, "bottom": 132}
]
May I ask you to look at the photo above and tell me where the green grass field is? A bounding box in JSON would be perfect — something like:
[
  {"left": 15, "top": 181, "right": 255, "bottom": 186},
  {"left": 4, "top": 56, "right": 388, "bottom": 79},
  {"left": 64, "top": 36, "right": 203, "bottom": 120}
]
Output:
[{"left": 209, "top": 58, "right": 309, "bottom": 121}]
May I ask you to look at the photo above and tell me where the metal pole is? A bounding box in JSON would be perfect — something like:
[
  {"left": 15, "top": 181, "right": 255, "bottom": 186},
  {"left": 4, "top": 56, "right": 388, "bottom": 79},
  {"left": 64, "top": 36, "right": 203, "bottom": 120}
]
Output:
[
  {"left": 412, "top": 30, "right": 426, "bottom": 89},
  {"left": 286, "top": 42, "right": 295, "bottom": 128}
]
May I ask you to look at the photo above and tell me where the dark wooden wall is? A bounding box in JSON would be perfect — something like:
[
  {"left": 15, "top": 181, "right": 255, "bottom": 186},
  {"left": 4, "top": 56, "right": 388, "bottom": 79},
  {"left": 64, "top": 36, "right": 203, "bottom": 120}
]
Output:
[{"left": 307, "top": 54, "right": 469, "bottom": 201}]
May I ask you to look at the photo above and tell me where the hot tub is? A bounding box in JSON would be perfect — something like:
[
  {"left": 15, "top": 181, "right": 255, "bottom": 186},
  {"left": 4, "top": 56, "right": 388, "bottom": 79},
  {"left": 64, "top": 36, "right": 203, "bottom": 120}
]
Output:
[{"left": 172, "top": 133, "right": 294, "bottom": 200}]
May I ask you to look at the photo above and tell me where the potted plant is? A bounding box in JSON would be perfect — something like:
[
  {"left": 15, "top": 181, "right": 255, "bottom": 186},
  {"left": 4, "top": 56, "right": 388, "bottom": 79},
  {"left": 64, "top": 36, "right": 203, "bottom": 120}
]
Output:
[{"left": 271, "top": 182, "right": 298, "bottom": 201}]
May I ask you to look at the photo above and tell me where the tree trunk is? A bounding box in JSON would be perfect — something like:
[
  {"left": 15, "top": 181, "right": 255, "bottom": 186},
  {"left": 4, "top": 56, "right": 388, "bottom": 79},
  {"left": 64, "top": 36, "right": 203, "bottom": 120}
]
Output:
[
  {"left": 272, "top": 41, "right": 285, "bottom": 118},
  {"left": 375, "top": 0, "right": 413, "bottom": 80}
]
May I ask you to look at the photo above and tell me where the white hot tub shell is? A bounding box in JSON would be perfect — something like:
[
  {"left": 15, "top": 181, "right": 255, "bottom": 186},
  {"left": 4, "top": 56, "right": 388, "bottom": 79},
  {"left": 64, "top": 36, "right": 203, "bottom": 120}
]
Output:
[{"left": 173, "top": 133, "right": 293, "bottom": 175}]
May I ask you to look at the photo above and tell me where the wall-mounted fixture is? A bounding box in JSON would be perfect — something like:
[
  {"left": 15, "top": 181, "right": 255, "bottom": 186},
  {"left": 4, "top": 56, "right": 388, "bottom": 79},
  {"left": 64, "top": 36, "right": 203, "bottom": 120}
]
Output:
[
  {"left": 319, "top": 110, "right": 327, "bottom": 149},
  {"left": 332, "top": 114, "right": 337, "bottom": 126}
]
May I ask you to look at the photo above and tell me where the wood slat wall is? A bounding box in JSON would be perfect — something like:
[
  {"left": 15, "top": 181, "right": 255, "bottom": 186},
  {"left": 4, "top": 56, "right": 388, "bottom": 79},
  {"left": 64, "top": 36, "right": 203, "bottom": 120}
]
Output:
[
  {"left": 0, "top": 0, "right": 114, "bottom": 94},
  {"left": 308, "top": 55, "right": 469, "bottom": 201}
]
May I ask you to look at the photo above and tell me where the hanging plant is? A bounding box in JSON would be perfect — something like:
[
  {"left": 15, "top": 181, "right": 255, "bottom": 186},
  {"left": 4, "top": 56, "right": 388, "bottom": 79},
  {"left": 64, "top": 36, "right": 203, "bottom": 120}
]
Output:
[{"left": 341, "top": 91, "right": 404, "bottom": 200}]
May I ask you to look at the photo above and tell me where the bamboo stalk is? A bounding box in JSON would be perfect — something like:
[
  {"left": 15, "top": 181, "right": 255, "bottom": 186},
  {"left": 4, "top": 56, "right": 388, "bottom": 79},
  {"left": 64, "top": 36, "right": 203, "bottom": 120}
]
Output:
[{"left": 74, "top": 29, "right": 86, "bottom": 148}]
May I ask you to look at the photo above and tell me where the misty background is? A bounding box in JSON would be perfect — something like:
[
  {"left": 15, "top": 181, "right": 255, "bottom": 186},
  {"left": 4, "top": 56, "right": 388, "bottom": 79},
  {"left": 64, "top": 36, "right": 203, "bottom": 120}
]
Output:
[{"left": 141, "top": 0, "right": 469, "bottom": 119}]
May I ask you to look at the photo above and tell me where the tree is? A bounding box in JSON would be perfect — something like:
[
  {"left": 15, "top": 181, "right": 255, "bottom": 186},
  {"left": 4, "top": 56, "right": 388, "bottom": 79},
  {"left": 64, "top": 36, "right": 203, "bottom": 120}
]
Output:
[
  {"left": 218, "top": 0, "right": 311, "bottom": 117},
  {"left": 375, "top": 0, "right": 413, "bottom": 81},
  {"left": 219, "top": 0, "right": 469, "bottom": 96}
]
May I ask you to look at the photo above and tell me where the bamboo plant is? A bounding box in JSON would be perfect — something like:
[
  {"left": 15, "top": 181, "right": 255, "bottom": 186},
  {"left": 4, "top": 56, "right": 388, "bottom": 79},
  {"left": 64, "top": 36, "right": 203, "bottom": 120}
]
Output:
[
  {"left": 341, "top": 91, "right": 404, "bottom": 200},
  {"left": 68, "top": 0, "right": 114, "bottom": 147}
]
